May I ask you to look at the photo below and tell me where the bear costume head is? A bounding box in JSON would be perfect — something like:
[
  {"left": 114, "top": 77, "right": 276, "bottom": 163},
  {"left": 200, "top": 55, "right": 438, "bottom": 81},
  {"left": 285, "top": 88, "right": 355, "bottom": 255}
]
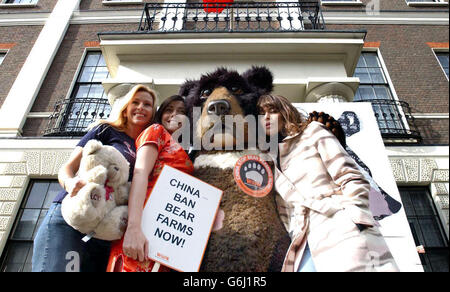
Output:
[
  {"left": 179, "top": 66, "right": 291, "bottom": 272},
  {"left": 180, "top": 66, "right": 274, "bottom": 150},
  {"left": 61, "top": 140, "right": 130, "bottom": 241}
]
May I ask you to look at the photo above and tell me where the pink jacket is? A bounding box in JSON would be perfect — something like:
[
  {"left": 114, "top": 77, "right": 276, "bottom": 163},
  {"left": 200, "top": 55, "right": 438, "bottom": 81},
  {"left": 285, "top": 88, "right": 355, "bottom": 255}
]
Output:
[{"left": 274, "top": 122, "right": 398, "bottom": 272}]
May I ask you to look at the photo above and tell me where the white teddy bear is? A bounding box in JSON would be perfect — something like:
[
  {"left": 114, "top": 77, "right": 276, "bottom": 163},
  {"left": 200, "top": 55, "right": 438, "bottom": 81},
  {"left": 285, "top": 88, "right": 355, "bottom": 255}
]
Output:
[{"left": 61, "top": 140, "right": 130, "bottom": 241}]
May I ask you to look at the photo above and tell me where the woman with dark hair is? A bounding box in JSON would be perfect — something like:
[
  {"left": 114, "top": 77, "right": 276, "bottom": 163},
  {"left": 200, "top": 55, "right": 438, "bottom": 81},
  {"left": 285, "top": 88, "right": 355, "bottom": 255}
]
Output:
[
  {"left": 257, "top": 94, "right": 398, "bottom": 272},
  {"left": 154, "top": 95, "right": 186, "bottom": 130}
]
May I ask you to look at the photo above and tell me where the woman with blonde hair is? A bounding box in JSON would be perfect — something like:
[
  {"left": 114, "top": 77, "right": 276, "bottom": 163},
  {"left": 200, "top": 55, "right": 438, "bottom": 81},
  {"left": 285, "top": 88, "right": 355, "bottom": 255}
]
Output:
[
  {"left": 257, "top": 94, "right": 398, "bottom": 272},
  {"left": 32, "top": 84, "right": 157, "bottom": 272},
  {"left": 107, "top": 94, "right": 194, "bottom": 272}
]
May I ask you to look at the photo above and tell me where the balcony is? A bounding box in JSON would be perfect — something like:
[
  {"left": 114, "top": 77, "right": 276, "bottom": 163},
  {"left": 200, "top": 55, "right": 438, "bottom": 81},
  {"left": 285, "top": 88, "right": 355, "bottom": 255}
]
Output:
[
  {"left": 44, "top": 98, "right": 111, "bottom": 136},
  {"left": 356, "top": 99, "right": 422, "bottom": 144},
  {"left": 138, "top": 1, "right": 326, "bottom": 33}
]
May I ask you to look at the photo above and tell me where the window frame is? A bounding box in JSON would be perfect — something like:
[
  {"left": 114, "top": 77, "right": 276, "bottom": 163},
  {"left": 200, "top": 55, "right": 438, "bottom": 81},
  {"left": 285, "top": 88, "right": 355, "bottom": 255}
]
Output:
[
  {"left": 0, "top": 50, "right": 7, "bottom": 66},
  {"left": 354, "top": 48, "right": 412, "bottom": 136},
  {"left": 45, "top": 49, "right": 111, "bottom": 136},
  {"left": 432, "top": 49, "right": 449, "bottom": 81},
  {"left": 0, "top": 180, "right": 63, "bottom": 272},
  {"left": 398, "top": 186, "right": 449, "bottom": 272},
  {"left": 321, "top": 0, "right": 364, "bottom": 6},
  {"left": 406, "top": 0, "right": 448, "bottom": 7},
  {"left": 0, "top": 0, "right": 39, "bottom": 8},
  {"left": 102, "top": 0, "right": 143, "bottom": 5}
]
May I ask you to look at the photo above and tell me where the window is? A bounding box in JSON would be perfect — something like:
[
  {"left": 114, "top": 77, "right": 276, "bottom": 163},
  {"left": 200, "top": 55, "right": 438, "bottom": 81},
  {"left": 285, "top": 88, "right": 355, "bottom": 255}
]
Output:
[
  {"left": 399, "top": 187, "right": 449, "bottom": 272},
  {"left": 321, "top": 0, "right": 362, "bottom": 3},
  {"left": 406, "top": 0, "right": 448, "bottom": 6},
  {"left": 353, "top": 52, "right": 421, "bottom": 142},
  {"left": 44, "top": 51, "right": 111, "bottom": 136},
  {"left": 0, "top": 180, "right": 62, "bottom": 272},
  {"left": 435, "top": 52, "right": 449, "bottom": 79},
  {"left": 353, "top": 53, "right": 404, "bottom": 134},
  {"left": 102, "top": 0, "right": 143, "bottom": 4},
  {"left": 1, "top": 0, "right": 38, "bottom": 4},
  {"left": 0, "top": 52, "right": 5, "bottom": 65}
]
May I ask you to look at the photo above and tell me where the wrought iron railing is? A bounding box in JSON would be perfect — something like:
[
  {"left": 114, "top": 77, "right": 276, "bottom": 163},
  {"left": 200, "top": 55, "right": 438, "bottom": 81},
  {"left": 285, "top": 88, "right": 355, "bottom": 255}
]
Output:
[
  {"left": 356, "top": 99, "right": 422, "bottom": 143},
  {"left": 138, "top": 1, "right": 325, "bottom": 33},
  {"left": 44, "top": 98, "right": 111, "bottom": 136}
]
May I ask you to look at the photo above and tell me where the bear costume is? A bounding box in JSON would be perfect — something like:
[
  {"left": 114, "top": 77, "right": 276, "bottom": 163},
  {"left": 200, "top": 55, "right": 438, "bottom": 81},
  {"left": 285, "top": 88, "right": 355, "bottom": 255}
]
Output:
[
  {"left": 61, "top": 140, "right": 130, "bottom": 241},
  {"left": 179, "top": 66, "right": 291, "bottom": 272}
]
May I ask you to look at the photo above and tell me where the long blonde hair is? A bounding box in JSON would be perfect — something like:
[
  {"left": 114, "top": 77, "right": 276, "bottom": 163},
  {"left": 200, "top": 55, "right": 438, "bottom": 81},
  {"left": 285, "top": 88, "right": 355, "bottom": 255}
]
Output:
[
  {"left": 257, "top": 94, "right": 307, "bottom": 137},
  {"left": 90, "top": 84, "right": 158, "bottom": 132}
]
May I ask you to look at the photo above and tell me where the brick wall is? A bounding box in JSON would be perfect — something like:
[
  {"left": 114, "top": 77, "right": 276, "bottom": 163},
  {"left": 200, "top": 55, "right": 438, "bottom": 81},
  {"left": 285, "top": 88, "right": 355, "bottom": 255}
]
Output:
[
  {"left": 0, "top": 25, "right": 43, "bottom": 109},
  {"left": 21, "top": 23, "right": 138, "bottom": 137},
  {"left": 327, "top": 24, "right": 448, "bottom": 144}
]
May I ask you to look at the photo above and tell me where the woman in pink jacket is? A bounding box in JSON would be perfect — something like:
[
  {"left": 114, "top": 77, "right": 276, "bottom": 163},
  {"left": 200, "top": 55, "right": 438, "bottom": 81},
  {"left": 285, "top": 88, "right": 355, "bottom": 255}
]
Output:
[{"left": 257, "top": 94, "right": 399, "bottom": 272}]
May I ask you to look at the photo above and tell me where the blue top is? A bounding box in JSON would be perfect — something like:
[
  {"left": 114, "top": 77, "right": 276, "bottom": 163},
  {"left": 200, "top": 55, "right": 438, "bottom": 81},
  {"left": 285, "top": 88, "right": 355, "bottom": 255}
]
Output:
[{"left": 53, "top": 124, "right": 136, "bottom": 203}]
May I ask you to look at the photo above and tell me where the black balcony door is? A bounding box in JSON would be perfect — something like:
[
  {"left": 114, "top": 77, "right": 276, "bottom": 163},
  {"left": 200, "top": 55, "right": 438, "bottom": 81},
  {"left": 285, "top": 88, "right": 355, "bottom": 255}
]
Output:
[
  {"left": 45, "top": 52, "right": 111, "bottom": 136},
  {"left": 399, "top": 187, "right": 449, "bottom": 272}
]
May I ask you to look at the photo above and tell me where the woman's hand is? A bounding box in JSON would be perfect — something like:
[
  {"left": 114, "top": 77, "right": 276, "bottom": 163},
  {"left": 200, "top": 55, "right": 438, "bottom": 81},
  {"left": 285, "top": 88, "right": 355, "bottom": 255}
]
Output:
[
  {"left": 65, "top": 177, "right": 87, "bottom": 197},
  {"left": 122, "top": 225, "right": 149, "bottom": 262}
]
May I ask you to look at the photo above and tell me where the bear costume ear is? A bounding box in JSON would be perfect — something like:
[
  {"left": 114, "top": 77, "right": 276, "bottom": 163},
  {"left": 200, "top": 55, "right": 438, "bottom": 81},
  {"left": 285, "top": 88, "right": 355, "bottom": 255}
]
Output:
[
  {"left": 242, "top": 66, "right": 274, "bottom": 95},
  {"left": 179, "top": 79, "right": 199, "bottom": 98},
  {"left": 83, "top": 140, "right": 104, "bottom": 156}
]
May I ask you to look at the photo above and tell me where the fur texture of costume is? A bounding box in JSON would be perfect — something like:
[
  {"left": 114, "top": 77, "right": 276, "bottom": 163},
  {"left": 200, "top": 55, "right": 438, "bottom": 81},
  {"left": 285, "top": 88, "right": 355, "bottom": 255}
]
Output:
[{"left": 181, "top": 66, "right": 290, "bottom": 272}]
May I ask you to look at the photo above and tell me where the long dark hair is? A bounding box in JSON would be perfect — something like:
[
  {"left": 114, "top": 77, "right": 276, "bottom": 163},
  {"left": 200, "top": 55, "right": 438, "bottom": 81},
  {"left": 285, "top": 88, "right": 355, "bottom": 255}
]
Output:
[
  {"left": 155, "top": 95, "right": 186, "bottom": 125},
  {"left": 257, "top": 94, "right": 307, "bottom": 137}
]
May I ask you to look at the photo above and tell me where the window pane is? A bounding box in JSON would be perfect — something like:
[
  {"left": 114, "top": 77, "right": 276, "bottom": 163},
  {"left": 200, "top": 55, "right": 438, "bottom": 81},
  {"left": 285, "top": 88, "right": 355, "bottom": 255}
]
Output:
[
  {"left": 25, "top": 181, "right": 49, "bottom": 209},
  {"left": 427, "top": 248, "right": 450, "bottom": 272},
  {"left": 1, "top": 242, "right": 32, "bottom": 272},
  {"left": 355, "top": 68, "right": 371, "bottom": 84},
  {"left": 364, "top": 53, "right": 380, "bottom": 68},
  {"left": 437, "top": 54, "right": 449, "bottom": 68},
  {"left": 42, "top": 182, "right": 63, "bottom": 209},
  {"left": 84, "top": 53, "right": 101, "bottom": 67},
  {"left": 373, "top": 85, "right": 392, "bottom": 100},
  {"left": 79, "top": 67, "right": 96, "bottom": 83},
  {"left": 356, "top": 55, "right": 366, "bottom": 68},
  {"left": 33, "top": 209, "right": 48, "bottom": 240},
  {"left": 369, "top": 68, "right": 386, "bottom": 84},
  {"left": 98, "top": 55, "right": 107, "bottom": 67},
  {"left": 409, "top": 191, "right": 435, "bottom": 216},
  {"left": 11, "top": 209, "right": 40, "bottom": 240},
  {"left": 357, "top": 85, "right": 376, "bottom": 100},
  {"left": 419, "top": 218, "right": 446, "bottom": 247},
  {"left": 92, "top": 67, "right": 109, "bottom": 82},
  {"left": 74, "top": 85, "right": 91, "bottom": 99}
]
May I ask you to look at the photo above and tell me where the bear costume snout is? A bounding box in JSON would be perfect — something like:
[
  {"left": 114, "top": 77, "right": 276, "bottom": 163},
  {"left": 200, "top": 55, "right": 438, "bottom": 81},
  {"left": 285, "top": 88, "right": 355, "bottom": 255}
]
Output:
[{"left": 181, "top": 66, "right": 291, "bottom": 272}]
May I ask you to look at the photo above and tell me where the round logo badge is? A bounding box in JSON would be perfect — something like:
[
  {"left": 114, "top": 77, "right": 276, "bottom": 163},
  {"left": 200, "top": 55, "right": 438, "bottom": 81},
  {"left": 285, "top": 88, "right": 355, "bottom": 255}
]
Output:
[{"left": 233, "top": 155, "right": 274, "bottom": 198}]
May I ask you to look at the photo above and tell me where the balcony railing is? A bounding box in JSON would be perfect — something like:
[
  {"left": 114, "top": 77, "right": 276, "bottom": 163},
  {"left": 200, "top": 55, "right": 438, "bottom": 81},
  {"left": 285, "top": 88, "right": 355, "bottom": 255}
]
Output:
[
  {"left": 44, "top": 98, "right": 111, "bottom": 136},
  {"left": 138, "top": 1, "right": 326, "bottom": 33},
  {"left": 356, "top": 99, "right": 422, "bottom": 143}
]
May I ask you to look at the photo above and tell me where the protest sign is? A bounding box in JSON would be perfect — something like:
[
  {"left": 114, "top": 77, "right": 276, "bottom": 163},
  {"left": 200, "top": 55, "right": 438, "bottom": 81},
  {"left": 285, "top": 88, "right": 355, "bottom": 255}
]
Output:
[{"left": 141, "top": 165, "right": 223, "bottom": 272}]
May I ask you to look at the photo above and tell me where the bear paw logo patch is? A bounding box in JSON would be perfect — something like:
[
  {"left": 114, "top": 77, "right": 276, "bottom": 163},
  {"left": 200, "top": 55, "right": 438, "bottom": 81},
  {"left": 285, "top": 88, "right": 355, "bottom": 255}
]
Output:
[{"left": 233, "top": 155, "right": 273, "bottom": 198}]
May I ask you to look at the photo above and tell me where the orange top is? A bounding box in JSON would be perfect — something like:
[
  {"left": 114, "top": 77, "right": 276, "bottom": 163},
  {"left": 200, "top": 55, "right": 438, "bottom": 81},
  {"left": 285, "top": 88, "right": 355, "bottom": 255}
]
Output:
[
  {"left": 107, "top": 124, "right": 194, "bottom": 272},
  {"left": 136, "top": 124, "right": 194, "bottom": 205}
]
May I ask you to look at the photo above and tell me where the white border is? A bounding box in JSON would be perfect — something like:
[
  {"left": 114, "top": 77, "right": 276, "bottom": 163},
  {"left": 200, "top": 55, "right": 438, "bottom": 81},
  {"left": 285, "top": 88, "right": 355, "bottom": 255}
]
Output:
[
  {"left": 321, "top": 0, "right": 364, "bottom": 5},
  {"left": 102, "top": 0, "right": 143, "bottom": 5},
  {"left": 0, "top": 0, "right": 38, "bottom": 8},
  {"left": 406, "top": 0, "right": 448, "bottom": 7}
]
